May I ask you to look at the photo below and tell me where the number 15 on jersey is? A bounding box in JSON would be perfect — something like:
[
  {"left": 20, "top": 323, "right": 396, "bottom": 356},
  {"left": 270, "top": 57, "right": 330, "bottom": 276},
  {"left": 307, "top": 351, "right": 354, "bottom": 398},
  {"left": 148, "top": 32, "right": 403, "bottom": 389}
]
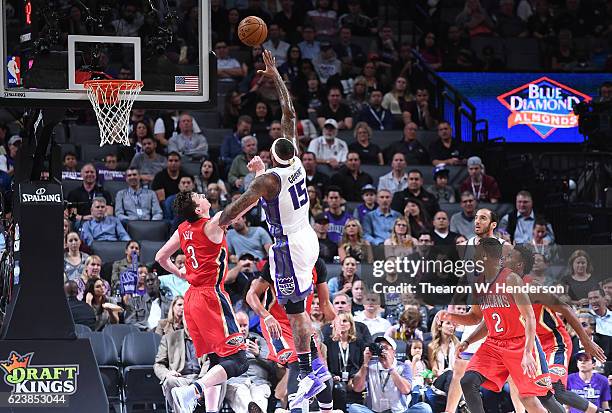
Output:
[{"left": 288, "top": 178, "right": 308, "bottom": 210}]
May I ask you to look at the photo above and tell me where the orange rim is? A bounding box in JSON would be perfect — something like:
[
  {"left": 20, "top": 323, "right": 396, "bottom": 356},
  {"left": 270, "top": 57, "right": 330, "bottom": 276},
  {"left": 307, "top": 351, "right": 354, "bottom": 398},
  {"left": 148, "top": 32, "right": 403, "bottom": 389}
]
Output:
[{"left": 83, "top": 79, "right": 143, "bottom": 105}]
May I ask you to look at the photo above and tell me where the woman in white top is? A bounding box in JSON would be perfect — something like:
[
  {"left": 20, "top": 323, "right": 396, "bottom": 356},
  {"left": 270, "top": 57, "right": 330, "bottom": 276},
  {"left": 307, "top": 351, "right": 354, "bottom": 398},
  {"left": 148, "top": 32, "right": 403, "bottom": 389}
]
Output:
[
  {"left": 427, "top": 317, "right": 459, "bottom": 378},
  {"left": 382, "top": 76, "right": 414, "bottom": 115}
]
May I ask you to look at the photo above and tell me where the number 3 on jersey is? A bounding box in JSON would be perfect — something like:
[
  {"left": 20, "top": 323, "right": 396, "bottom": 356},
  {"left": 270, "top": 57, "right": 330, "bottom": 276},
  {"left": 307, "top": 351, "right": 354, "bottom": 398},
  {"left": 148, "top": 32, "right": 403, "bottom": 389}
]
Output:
[
  {"left": 288, "top": 178, "right": 308, "bottom": 210},
  {"left": 186, "top": 245, "right": 199, "bottom": 268},
  {"left": 491, "top": 312, "right": 504, "bottom": 333}
]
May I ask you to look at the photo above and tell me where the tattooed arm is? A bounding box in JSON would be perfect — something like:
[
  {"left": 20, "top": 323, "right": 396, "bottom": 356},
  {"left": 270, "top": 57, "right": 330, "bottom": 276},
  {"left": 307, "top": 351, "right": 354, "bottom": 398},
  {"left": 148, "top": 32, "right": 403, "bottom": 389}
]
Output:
[
  {"left": 258, "top": 49, "right": 299, "bottom": 154},
  {"left": 218, "top": 172, "right": 280, "bottom": 227}
]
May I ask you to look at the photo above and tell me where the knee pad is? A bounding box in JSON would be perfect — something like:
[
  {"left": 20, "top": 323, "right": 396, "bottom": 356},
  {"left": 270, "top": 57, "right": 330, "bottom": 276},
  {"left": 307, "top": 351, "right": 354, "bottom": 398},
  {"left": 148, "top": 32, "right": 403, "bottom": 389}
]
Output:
[
  {"left": 219, "top": 350, "right": 248, "bottom": 379},
  {"left": 552, "top": 380, "right": 589, "bottom": 411},
  {"left": 284, "top": 299, "right": 305, "bottom": 314},
  {"left": 460, "top": 370, "right": 484, "bottom": 392}
]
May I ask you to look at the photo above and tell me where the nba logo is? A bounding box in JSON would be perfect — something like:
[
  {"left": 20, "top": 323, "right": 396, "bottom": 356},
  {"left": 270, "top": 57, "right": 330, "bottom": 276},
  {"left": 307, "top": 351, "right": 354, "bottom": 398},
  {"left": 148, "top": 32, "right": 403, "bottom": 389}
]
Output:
[{"left": 7, "top": 56, "right": 21, "bottom": 87}]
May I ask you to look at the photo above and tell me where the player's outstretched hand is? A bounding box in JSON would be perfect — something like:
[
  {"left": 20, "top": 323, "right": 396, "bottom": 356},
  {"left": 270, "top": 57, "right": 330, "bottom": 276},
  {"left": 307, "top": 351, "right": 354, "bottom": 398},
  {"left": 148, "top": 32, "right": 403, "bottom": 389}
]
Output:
[
  {"left": 247, "top": 155, "right": 266, "bottom": 174},
  {"left": 521, "top": 351, "right": 537, "bottom": 378},
  {"left": 584, "top": 339, "right": 607, "bottom": 363},
  {"left": 264, "top": 315, "right": 283, "bottom": 339},
  {"left": 437, "top": 310, "right": 451, "bottom": 322},
  {"left": 257, "top": 50, "right": 277, "bottom": 78}
]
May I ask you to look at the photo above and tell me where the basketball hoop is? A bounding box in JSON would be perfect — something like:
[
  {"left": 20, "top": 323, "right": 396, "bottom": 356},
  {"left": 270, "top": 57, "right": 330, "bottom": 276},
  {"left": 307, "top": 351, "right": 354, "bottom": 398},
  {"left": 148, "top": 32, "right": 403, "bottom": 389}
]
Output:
[{"left": 83, "top": 79, "right": 143, "bottom": 146}]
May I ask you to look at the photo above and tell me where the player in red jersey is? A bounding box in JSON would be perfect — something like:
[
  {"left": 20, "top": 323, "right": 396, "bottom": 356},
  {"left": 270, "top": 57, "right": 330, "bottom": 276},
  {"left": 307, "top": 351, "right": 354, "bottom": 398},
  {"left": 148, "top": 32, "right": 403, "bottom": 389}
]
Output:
[
  {"left": 439, "top": 238, "right": 557, "bottom": 413},
  {"left": 246, "top": 258, "right": 336, "bottom": 413},
  {"left": 156, "top": 190, "right": 256, "bottom": 413}
]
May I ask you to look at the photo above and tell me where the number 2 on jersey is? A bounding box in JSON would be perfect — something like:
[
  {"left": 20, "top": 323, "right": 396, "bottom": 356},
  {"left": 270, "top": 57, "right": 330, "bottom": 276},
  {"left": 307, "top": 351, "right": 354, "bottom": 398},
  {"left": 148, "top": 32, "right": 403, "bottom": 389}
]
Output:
[
  {"left": 491, "top": 312, "right": 504, "bottom": 333},
  {"left": 186, "top": 245, "right": 199, "bottom": 269},
  {"left": 288, "top": 178, "right": 308, "bottom": 210}
]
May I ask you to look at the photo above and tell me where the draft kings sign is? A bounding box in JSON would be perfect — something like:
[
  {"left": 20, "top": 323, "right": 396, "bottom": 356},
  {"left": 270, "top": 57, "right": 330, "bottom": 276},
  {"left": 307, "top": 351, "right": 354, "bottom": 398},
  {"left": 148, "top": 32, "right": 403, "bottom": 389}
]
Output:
[
  {"left": 0, "top": 351, "right": 79, "bottom": 394},
  {"left": 497, "top": 76, "right": 591, "bottom": 140}
]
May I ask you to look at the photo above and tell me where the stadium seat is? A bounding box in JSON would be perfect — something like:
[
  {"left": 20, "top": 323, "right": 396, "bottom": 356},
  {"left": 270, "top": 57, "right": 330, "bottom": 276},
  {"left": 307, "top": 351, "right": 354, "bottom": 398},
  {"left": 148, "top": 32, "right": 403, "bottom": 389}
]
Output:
[
  {"left": 83, "top": 331, "right": 122, "bottom": 411},
  {"left": 53, "top": 124, "right": 67, "bottom": 143},
  {"left": 91, "top": 241, "right": 127, "bottom": 264},
  {"left": 360, "top": 164, "right": 389, "bottom": 187},
  {"left": 121, "top": 332, "right": 164, "bottom": 412},
  {"left": 59, "top": 143, "right": 77, "bottom": 157},
  {"left": 62, "top": 180, "right": 83, "bottom": 199},
  {"left": 140, "top": 240, "right": 165, "bottom": 264},
  {"left": 126, "top": 220, "right": 169, "bottom": 242},
  {"left": 102, "top": 324, "right": 140, "bottom": 358},
  {"left": 103, "top": 180, "right": 128, "bottom": 203},
  {"left": 206, "top": 128, "right": 232, "bottom": 149},
  {"left": 182, "top": 161, "right": 201, "bottom": 177},
  {"left": 192, "top": 111, "right": 220, "bottom": 129},
  {"left": 79, "top": 144, "right": 118, "bottom": 163},
  {"left": 74, "top": 323, "right": 92, "bottom": 337},
  {"left": 416, "top": 131, "right": 439, "bottom": 151},
  {"left": 69, "top": 124, "right": 101, "bottom": 145}
]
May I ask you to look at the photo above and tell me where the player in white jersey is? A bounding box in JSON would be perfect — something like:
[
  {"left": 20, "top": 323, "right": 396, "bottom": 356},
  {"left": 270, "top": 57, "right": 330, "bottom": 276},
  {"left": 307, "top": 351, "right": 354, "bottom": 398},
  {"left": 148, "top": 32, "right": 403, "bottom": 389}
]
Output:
[{"left": 219, "top": 50, "right": 333, "bottom": 411}]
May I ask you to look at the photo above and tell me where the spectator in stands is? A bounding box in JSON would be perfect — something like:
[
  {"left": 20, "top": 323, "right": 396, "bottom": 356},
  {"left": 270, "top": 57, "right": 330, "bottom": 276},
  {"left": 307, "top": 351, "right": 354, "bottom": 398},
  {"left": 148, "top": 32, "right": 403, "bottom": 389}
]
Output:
[
  {"left": 355, "top": 292, "right": 391, "bottom": 335},
  {"left": 517, "top": 0, "right": 536, "bottom": 21},
  {"left": 121, "top": 264, "right": 147, "bottom": 304},
  {"left": 155, "top": 296, "right": 184, "bottom": 336},
  {"left": 529, "top": 218, "right": 558, "bottom": 262},
  {"left": 225, "top": 253, "right": 261, "bottom": 307},
  {"left": 353, "top": 184, "right": 378, "bottom": 222},
  {"left": 588, "top": 288, "right": 612, "bottom": 337},
  {"left": 346, "top": 76, "right": 369, "bottom": 119},
  {"left": 351, "top": 280, "right": 366, "bottom": 313},
  {"left": 595, "top": 81, "right": 612, "bottom": 103},
  {"left": 154, "top": 110, "right": 204, "bottom": 148},
  {"left": 526, "top": 252, "right": 553, "bottom": 286},
  {"left": 80, "top": 198, "right": 130, "bottom": 246},
  {"left": 383, "top": 77, "right": 414, "bottom": 122},
  {"left": 125, "top": 272, "right": 172, "bottom": 331},
  {"left": 221, "top": 115, "right": 252, "bottom": 165},
  {"left": 273, "top": 0, "right": 304, "bottom": 44},
  {"left": 455, "top": 0, "right": 495, "bottom": 37},
  {"left": 384, "top": 217, "right": 418, "bottom": 258},
  {"left": 386, "top": 307, "right": 426, "bottom": 342},
  {"left": 128, "top": 120, "right": 153, "bottom": 153},
  {"left": 361, "top": 61, "right": 382, "bottom": 95},
  {"left": 194, "top": 160, "right": 228, "bottom": 199},
  {"left": 375, "top": 25, "right": 400, "bottom": 69},
  {"left": 317, "top": 86, "right": 353, "bottom": 130},
  {"left": 385, "top": 124, "right": 429, "bottom": 166},
  {"left": 432, "top": 211, "right": 459, "bottom": 246},
  {"left": 362, "top": 189, "right": 401, "bottom": 246},
  {"left": 308, "top": 119, "right": 349, "bottom": 169},
  {"left": 326, "top": 312, "right": 367, "bottom": 412},
  {"left": 430, "top": 122, "right": 468, "bottom": 166},
  {"left": 164, "top": 175, "right": 195, "bottom": 230},
  {"left": 167, "top": 113, "right": 209, "bottom": 161},
  {"left": 225, "top": 311, "right": 272, "bottom": 413},
  {"left": 499, "top": 190, "right": 555, "bottom": 243},
  {"left": 216, "top": 40, "right": 246, "bottom": 81},
  {"left": 404, "top": 200, "right": 432, "bottom": 238},
  {"left": 111, "top": 2, "right": 143, "bottom": 36},
  {"left": 326, "top": 293, "right": 372, "bottom": 343},
  {"left": 450, "top": 191, "right": 477, "bottom": 238},
  {"left": 298, "top": 25, "right": 321, "bottom": 60},
  {"left": 306, "top": 0, "right": 337, "bottom": 38},
  {"left": 309, "top": 185, "right": 325, "bottom": 219},
  {"left": 228, "top": 135, "right": 258, "bottom": 191},
  {"left": 249, "top": 102, "right": 273, "bottom": 150},
  {"left": 262, "top": 23, "right": 290, "bottom": 66},
  {"left": 348, "top": 122, "right": 384, "bottom": 166},
  {"left": 226, "top": 215, "right": 272, "bottom": 262},
  {"left": 324, "top": 186, "right": 353, "bottom": 244},
  {"left": 65, "top": 280, "right": 96, "bottom": 331},
  {"left": 351, "top": 335, "right": 433, "bottom": 413},
  {"left": 83, "top": 278, "right": 123, "bottom": 331},
  {"left": 76, "top": 255, "right": 109, "bottom": 301},
  {"left": 153, "top": 314, "right": 210, "bottom": 412},
  {"left": 339, "top": 218, "right": 374, "bottom": 263},
  {"left": 329, "top": 256, "right": 360, "bottom": 298},
  {"left": 67, "top": 163, "right": 113, "bottom": 219},
  {"left": 402, "top": 88, "right": 438, "bottom": 131},
  {"left": 64, "top": 232, "right": 89, "bottom": 281},
  {"left": 302, "top": 151, "right": 329, "bottom": 196},
  {"left": 129, "top": 137, "right": 167, "bottom": 185},
  {"left": 63, "top": 152, "right": 78, "bottom": 174},
  {"left": 417, "top": 31, "right": 443, "bottom": 70},
  {"left": 222, "top": 90, "right": 245, "bottom": 129},
  {"left": 567, "top": 350, "right": 611, "bottom": 410},
  {"left": 426, "top": 164, "right": 457, "bottom": 203},
  {"left": 391, "top": 169, "right": 440, "bottom": 218},
  {"left": 494, "top": 0, "right": 529, "bottom": 37},
  {"left": 152, "top": 152, "right": 188, "bottom": 203},
  {"left": 551, "top": 29, "right": 578, "bottom": 71},
  {"left": 278, "top": 45, "right": 302, "bottom": 84},
  {"left": 378, "top": 153, "right": 409, "bottom": 195},
  {"left": 110, "top": 240, "right": 140, "bottom": 293},
  {"left": 442, "top": 25, "right": 473, "bottom": 70},
  {"left": 554, "top": 0, "right": 594, "bottom": 38},
  {"left": 313, "top": 41, "right": 342, "bottom": 85},
  {"left": 331, "top": 152, "right": 374, "bottom": 202},
  {"left": 561, "top": 250, "right": 600, "bottom": 307},
  {"left": 356, "top": 89, "right": 394, "bottom": 131},
  {"left": 314, "top": 213, "right": 337, "bottom": 263},
  {"left": 338, "top": 0, "right": 376, "bottom": 36},
  {"left": 159, "top": 252, "right": 190, "bottom": 298},
  {"left": 334, "top": 26, "right": 367, "bottom": 70},
  {"left": 527, "top": 0, "right": 555, "bottom": 39},
  {"left": 115, "top": 168, "right": 163, "bottom": 224},
  {"left": 459, "top": 156, "right": 501, "bottom": 203},
  {"left": 427, "top": 316, "right": 459, "bottom": 378}
]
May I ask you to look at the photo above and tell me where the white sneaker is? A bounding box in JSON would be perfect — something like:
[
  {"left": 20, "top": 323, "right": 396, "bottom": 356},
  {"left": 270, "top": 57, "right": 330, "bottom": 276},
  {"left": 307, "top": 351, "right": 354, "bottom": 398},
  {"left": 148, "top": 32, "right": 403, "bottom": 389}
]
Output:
[
  {"left": 171, "top": 385, "right": 198, "bottom": 413},
  {"left": 289, "top": 372, "right": 325, "bottom": 410}
]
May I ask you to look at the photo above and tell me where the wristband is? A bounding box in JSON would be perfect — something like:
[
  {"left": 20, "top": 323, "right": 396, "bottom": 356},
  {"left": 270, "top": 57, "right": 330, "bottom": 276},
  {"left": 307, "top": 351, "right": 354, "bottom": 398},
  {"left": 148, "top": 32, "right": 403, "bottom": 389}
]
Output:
[{"left": 264, "top": 315, "right": 273, "bottom": 322}]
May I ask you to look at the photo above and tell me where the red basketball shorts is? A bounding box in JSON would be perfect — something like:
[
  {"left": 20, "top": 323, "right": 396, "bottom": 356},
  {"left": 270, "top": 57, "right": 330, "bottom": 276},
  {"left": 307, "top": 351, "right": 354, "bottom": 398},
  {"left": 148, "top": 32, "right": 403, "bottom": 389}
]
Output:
[{"left": 260, "top": 315, "right": 297, "bottom": 365}]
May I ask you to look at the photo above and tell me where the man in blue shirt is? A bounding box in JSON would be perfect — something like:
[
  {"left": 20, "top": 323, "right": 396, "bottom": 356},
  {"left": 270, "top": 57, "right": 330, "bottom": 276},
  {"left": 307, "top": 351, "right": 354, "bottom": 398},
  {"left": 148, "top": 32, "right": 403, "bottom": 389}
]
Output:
[
  {"left": 81, "top": 197, "right": 130, "bottom": 246},
  {"left": 362, "top": 189, "right": 401, "bottom": 245},
  {"left": 356, "top": 89, "right": 394, "bottom": 131}
]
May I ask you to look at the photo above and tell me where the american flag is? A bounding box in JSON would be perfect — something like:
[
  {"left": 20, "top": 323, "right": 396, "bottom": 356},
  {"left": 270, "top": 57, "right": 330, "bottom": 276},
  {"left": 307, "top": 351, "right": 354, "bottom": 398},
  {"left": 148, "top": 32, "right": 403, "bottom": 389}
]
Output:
[{"left": 175, "top": 76, "right": 199, "bottom": 92}]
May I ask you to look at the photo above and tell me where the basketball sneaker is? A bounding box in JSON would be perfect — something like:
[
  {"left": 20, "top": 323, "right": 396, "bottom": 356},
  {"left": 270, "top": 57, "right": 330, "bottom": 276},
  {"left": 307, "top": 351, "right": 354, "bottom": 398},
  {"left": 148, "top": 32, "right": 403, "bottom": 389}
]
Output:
[
  {"left": 172, "top": 385, "right": 198, "bottom": 413},
  {"left": 312, "top": 357, "right": 332, "bottom": 382},
  {"left": 289, "top": 372, "right": 325, "bottom": 409}
]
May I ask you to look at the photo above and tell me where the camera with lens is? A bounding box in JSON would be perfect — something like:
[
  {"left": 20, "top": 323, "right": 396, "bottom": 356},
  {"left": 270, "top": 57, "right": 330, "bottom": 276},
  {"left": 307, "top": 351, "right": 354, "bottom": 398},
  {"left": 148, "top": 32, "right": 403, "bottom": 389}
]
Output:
[{"left": 368, "top": 342, "right": 383, "bottom": 356}]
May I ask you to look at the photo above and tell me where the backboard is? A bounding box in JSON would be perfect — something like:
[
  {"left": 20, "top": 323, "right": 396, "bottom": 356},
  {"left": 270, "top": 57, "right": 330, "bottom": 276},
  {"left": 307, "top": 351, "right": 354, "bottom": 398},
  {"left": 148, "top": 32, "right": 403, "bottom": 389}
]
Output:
[{"left": 0, "top": 0, "right": 215, "bottom": 109}]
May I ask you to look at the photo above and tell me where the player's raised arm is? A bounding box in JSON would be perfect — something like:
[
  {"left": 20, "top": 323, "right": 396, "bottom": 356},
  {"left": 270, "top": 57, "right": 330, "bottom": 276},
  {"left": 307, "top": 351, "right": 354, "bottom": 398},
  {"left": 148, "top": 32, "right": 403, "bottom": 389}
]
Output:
[
  {"left": 258, "top": 49, "right": 298, "bottom": 153},
  {"left": 155, "top": 230, "right": 184, "bottom": 278},
  {"left": 218, "top": 172, "right": 280, "bottom": 227},
  {"left": 552, "top": 303, "right": 606, "bottom": 363}
]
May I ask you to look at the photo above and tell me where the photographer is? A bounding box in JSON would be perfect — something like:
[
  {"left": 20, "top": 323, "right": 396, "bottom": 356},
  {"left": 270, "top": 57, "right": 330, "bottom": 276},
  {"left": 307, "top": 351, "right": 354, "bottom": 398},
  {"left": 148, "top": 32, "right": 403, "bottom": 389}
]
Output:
[
  {"left": 326, "top": 313, "right": 367, "bottom": 411},
  {"left": 350, "top": 335, "right": 433, "bottom": 413}
]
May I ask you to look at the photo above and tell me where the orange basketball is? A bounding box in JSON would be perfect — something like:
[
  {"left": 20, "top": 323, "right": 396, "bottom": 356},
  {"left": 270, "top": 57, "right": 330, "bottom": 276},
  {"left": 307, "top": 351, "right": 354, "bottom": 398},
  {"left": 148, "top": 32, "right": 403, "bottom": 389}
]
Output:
[{"left": 238, "top": 16, "right": 268, "bottom": 47}]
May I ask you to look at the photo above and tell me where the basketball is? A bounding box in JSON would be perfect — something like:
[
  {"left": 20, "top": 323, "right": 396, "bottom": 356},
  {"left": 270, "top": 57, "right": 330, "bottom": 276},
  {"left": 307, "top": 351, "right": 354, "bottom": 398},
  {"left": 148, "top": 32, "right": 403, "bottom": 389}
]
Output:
[{"left": 238, "top": 16, "right": 268, "bottom": 47}]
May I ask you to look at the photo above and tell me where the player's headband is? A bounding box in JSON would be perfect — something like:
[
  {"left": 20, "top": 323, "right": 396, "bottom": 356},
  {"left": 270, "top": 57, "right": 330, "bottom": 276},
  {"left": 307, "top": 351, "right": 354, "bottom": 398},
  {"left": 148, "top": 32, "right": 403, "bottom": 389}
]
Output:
[{"left": 271, "top": 138, "right": 297, "bottom": 166}]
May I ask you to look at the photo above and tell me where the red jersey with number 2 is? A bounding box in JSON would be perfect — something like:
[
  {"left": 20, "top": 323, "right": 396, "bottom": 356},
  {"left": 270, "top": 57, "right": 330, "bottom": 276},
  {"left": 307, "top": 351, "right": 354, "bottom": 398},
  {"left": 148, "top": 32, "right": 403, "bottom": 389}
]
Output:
[
  {"left": 178, "top": 217, "right": 228, "bottom": 288},
  {"left": 477, "top": 267, "right": 525, "bottom": 340}
]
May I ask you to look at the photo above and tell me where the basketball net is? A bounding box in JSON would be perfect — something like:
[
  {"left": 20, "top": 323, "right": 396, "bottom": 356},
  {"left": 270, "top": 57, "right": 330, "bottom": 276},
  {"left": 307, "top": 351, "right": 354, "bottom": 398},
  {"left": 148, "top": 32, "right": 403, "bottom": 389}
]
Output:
[{"left": 83, "top": 80, "right": 143, "bottom": 146}]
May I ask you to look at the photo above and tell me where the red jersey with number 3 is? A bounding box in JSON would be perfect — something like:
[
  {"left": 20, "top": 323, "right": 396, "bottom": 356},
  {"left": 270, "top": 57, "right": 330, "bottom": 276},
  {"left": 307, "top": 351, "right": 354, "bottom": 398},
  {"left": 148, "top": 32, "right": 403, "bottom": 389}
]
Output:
[
  {"left": 178, "top": 218, "right": 229, "bottom": 288},
  {"left": 477, "top": 267, "right": 525, "bottom": 340}
]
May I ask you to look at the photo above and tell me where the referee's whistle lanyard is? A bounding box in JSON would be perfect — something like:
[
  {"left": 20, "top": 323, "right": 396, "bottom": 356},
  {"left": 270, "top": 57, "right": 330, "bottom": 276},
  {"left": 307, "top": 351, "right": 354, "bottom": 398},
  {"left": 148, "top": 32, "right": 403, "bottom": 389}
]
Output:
[{"left": 368, "top": 106, "right": 386, "bottom": 130}]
